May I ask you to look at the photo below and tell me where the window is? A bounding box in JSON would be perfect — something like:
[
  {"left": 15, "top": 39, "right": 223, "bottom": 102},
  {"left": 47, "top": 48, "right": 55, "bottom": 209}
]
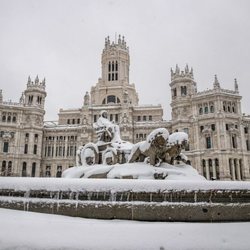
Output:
[
  {"left": 143, "top": 116, "right": 146, "bottom": 121},
  {"left": 181, "top": 86, "right": 187, "bottom": 96},
  {"left": 67, "top": 119, "right": 70, "bottom": 124},
  {"left": 200, "top": 126, "right": 204, "bottom": 132},
  {"left": 31, "top": 162, "right": 36, "bottom": 177},
  {"left": 199, "top": 107, "right": 203, "bottom": 115},
  {"left": 33, "top": 145, "right": 37, "bottom": 155},
  {"left": 24, "top": 144, "right": 28, "bottom": 154},
  {"left": 246, "top": 140, "right": 250, "bottom": 151},
  {"left": 226, "top": 124, "right": 229, "bottom": 131},
  {"left": 206, "top": 137, "right": 211, "bottom": 149},
  {"left": 215, "top": 159, "right": 220, "bottom": 180},
  {"left": 94, "top": 115, "right": 97, "bottom": 123},
  {"left": 232, "top": 135, "right": 237, "bottom": 149},
  {"left": 45, "top": 166, "right": 51, "bottom": 177},
  {"left": 210, "top": 106, "right": 214, "bottom": 113},
  {"left": 72, "top": 119, "right": 75, "bottom": 124},
  {"left": 245, "top": 127, "right": 248, "bottom": 134},
  {"left": 149, "top": 115, "right": 152, "bottom": 121},
  {"left": 173, "top": 88, "right": 177, "bottom": 97},
  {"left": 56, "top": 166, "right": 62, "bottom": 178},
  {"left": 34, "top": 134, "right": 38, "bottom": 142},
  {"left": 107, "top": 95, "right": 116, "bottom": 103},
  {"left": 12, "top": 116, "right": 16, "bottom": 123},
  {"left": 110, "top": 114, "right": 113, "bottom": 121},
  {"left": 137, "top": 116, "right": 141, "bottom": 121},
  {"left": 7, "top": 161, "right": 12, "bottom": 176},
  {"left": 1, "top": 161, "right": 6, "bottom": 175},
  {"left": 2, "top": 115, "right": 6, "bottom": 122},
  {"left": 3, "top": 142, "right": 9, "bottom": 153},
  {"left": 7, "top": 116, "right": 11, "bottom": 122},
  {"left": 115, "top": 114, "right": 118, "bottom": 122},
  {"left": 77, "top": 118, "right": 80, "bottom": 124},
  {"left": 22, "top": 162, "right": 27, "bottom": 177},
  {"left": 202, "top": 160, "right": 206, "bottom": 178},
  {"left": 211, "top": 124, "right": 216, "bottom": 131},
  {"left": 204, "top": 106, "right": 208, "bottom": 114}
]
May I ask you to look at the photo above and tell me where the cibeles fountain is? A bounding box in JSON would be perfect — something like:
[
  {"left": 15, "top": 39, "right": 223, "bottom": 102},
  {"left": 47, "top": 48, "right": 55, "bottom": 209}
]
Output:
[
  {"left": 1, "top": 110, "right": 249, "bottom": 222},
  {"left": 62, "top": 110, "right": 205, "bottom": 180}
]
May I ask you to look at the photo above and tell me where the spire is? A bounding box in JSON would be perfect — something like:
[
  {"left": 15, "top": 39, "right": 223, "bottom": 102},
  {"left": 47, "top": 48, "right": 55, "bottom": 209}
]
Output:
[
  {"left": 213, "top": 75, "right": 220, "bottom": 89},
  {"left": 27, "top": 76, "right": 31, "bottom": 85},
  {"left": 175, "top": 64, "right": 180, "bottom": 74},
  {"left": 42, "top": 78, "right": 46, "bottom": 86},
  {"left": 234, "top": 78, "right": 239, "bottom": 93},
  {"left": 35, "top": 75, "right": 39, "bottom": 85},
  {"left": 185, "top": 64, "right": 189, "bottom": 74},
  {"left": 171, "top": 67, "right": 174, "bottom": 77},
  {"left": 19, "top": 92, "right": 24, "bottom": 104}
]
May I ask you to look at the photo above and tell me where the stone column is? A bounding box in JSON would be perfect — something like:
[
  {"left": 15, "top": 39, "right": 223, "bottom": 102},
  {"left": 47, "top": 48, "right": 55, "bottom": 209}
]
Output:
[
  {"left": 235, "top": 159, "right": 241, "bottom": 181},
  {"left": 230, "top": 159, "right": 236, "bottom": 181},
  {"left": 205, "top": 160, "right": 210, "bottom": 180},
  {"left": 212, "top": 159, "right": 216, "bottom": 180}
]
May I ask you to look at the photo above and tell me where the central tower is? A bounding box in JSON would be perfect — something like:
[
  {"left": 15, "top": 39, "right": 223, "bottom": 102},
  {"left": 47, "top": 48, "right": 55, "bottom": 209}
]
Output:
[
  {"left": 102, "top": 35, "right": 129, "bottom": 84},
  {"left": 91, "top": 35, "right": 138, "bottom": 106}
]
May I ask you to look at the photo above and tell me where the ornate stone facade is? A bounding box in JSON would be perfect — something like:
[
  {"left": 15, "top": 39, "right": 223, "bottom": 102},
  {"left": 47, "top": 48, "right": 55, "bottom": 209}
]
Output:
[{"left": 0, "top": 36, "right": 249, "bottom": 180}]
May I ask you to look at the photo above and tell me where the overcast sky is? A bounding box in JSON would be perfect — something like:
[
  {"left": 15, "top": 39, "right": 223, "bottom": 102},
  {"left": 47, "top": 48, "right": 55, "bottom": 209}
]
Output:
[{"left": 0, "top": 0, "right": 250, "bottom": 121}]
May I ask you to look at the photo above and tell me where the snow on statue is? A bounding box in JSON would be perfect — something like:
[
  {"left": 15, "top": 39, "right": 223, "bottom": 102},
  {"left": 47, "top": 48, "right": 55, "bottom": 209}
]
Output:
[{"left": 63, "top": 110, "right": 205, "bottom": 181}]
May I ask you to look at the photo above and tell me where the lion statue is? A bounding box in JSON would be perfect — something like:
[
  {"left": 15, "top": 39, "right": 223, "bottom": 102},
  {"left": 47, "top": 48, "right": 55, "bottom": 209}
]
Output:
[{"left": 128, "top": 128, "right": 188, "bottom": 166}]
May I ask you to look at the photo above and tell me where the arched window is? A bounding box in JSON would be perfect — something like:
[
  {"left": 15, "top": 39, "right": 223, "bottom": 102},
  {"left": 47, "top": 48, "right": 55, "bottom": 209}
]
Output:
[
  {"left": 31, "top": 162, "right": 36, "bottom": 177},
  {"left": 2, "top": 115, "right": 6, "bottom": 122},
  {"left": 115, "top": 61, "right": 118, "bottom": 71},
  {"left": 107, "top": 95, "right": 116, "bottom": 104},
  {"left": 199, "top": 107, "right": 203, "bottom": 115},
  {"left": 56, "top": 166, "right": 62, "bottom": 178},
  {"left": 22, "top": 162, "right": 27, "bottom": 177},
  {"left": 112, "top": 61, "right": 114, "bottom": 71},
  {"left": 204, "top": 106, "right": 208, "bottom": 114},
  {"left": 45, "top": 166, "right": 51, "bottom": 177},
  {"left": 210, "top": 106, "right": 214, "bottom": 113},
  {"left": 108, "top": 62, "right": 111, "bottom": 72},
  {"left": 215, "top": 158, "right": 220, "bottom": 180},
  {"left": 102, "top": 98, "right": 106, "bottom": 104},
  {"left": 7, "top": 116, "right": 11, "bottom": 122}
]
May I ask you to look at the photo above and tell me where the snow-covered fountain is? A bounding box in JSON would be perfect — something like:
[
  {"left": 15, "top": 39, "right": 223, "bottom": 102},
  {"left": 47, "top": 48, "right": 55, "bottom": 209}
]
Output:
[
  {"left": 0, "top": 110, "right": 249, "bottom": 222},
  {"left": 62, "top": 110, "right": 204, "bottom": 180}
]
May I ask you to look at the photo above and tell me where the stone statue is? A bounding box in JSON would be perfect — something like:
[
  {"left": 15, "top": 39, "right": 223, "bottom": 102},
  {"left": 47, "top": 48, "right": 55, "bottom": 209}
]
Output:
[
  {"left": 102, "top": 148, "right": 118, "bottom": 165},
  {"left": 77, "top": 143, "right": 99, "bottom": 166},
  {"left": 128, "top": 129, "right": 188, "bottom": 166},
  {"left": 93, "top": 110, "right": 122, "bottom": 143}
]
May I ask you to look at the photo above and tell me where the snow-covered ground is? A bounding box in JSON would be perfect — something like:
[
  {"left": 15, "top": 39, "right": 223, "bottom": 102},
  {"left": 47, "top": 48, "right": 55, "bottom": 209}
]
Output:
[{"left": 0, "top": 208, "right": 249, "bottom": 250}]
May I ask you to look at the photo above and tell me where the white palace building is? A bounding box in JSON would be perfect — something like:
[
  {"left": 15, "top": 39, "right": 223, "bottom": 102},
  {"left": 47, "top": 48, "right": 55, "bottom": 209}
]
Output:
[{"left": 1, "top": 35, "right": 250, "bottom": 181}]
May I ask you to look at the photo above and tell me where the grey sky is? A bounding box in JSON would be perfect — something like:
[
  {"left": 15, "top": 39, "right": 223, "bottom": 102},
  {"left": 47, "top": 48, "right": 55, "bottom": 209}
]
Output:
[{"left": 0, "top": 0, "right": 250, "bottom": 121}]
